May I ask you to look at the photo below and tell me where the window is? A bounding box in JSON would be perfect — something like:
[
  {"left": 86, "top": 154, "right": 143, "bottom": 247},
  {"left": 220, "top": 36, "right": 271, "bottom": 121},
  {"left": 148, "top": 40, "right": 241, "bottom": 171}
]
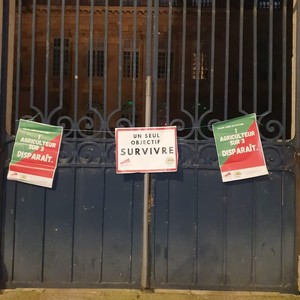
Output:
[
  {"left": 158, "top": 51, "right": 173, "bottom": 79},
  {"left": 123, "top": 51, "right": 139, "bottom": 78},
  {"left": 258, "top": 1, "right": 281, "bottom": 9},
  {"left": 53, "top": 38, "right": 69, "bottom": 76},
  {"left": 191, "top": 0, "right": 212, "bottom": 7},
  {"left": 94, "top": 0, "right": 106, "bottom": 4},
  {"left": 88, "top": 50, "right": 104, "bottom": 77},
  {"left": 192, "top": 51, "right": 209, "bottom": 80},
  {"left": 123, "top": 0, "right": 144, "bottom": 6}
]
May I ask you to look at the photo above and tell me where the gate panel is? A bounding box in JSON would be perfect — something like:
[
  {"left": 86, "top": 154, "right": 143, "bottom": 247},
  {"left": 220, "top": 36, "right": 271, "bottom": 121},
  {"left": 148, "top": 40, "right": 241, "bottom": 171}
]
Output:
[
  {"left": 152, "top": 158, "right": 295, "bottom": 291},
  {"left": 101, "top": 171, "right": 143, "bottom": 284},
  {"left": 149, "top": 0, "right": 296, "bottom": 292},
  {"left": 196, "top": 171, "right": 224, "bottom": 286},
  {"left": 13, "top": 183, "right": 45, "bottom": 282},
  {"left": 226, "top": 181, "right": 253, "bottom": 286},
  {"left": 43, "top": 169, "right": 75, "bottom": 282},
  {"left": 2, "top": 167, "right": 143, "bottom": 287},
  {"left": 73, "top": 168, "right": 105, "bottom": 283},
  {"left": 1, "top": 0, "right": 147, "bottom": 288}
]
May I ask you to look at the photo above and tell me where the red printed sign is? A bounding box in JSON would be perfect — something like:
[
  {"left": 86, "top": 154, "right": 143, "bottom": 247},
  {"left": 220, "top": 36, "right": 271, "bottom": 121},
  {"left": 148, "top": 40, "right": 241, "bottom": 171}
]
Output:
[
  {"left": 212, "top": 114, "right": 268, "bottom": 182},
  {"left": 7, "top": 120, "right": 63, "bottom": 188}
]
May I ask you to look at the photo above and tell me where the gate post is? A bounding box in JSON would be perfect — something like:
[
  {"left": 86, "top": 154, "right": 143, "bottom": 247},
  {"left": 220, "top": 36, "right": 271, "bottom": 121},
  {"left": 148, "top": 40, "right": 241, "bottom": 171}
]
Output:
[
  {"left": 141, "top": 76, "right": 152, "bottom": 290},
  {"left": 0, "top": 0, "right": 14, "bottom": 153},
  {"left": 0, "top": 0, "right": 9, "bottom": 287},
  {"left": 294, "top": 0, "right": 300, "bottom": 292},
  {"left": 141, "top": 0, "right": 153, "bottom": 289},
  {"left": 0, "top": 0, "right": 8, "bottom": 149}
]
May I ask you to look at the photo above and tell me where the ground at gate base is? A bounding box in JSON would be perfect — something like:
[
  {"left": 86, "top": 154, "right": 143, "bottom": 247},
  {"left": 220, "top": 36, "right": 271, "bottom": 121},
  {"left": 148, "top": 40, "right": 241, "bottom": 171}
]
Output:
[{"left": 0, "top": 289, "right": 300, "bottom": 300}]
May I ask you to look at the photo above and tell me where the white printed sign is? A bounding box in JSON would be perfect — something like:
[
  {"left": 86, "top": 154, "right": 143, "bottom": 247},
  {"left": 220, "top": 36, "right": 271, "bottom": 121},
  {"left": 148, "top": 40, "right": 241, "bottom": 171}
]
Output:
[{"left": 115, "top": 126, "right": 178, "bottom": 174}]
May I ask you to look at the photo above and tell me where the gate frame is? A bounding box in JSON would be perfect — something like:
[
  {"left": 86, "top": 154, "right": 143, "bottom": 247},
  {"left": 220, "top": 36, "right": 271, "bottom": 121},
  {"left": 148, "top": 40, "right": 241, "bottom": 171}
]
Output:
[
  {"left": 0, "top": 0, "right": 15, "bottom": 159},
  {"left": 0, "top": 0, "right": 300, "bottom": 291},
  {"left": 0, "top": 0, "right": 7, "bottom": 150},
  {"left": 0, "top": 0, "right": 8, "bottom": 288},
  {"left": 294, "top": 0, "right": 300, "bottom": 292}
]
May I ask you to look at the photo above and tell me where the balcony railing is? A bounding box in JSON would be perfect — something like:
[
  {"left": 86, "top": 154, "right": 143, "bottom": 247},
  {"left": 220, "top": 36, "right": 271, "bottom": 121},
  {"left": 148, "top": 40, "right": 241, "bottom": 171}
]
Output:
[
  {"left": 25, "top": 0, "right": 281, "bottom": 9},
  {"left": 29, "top": 0, "right": 213, "bottom": 8}
]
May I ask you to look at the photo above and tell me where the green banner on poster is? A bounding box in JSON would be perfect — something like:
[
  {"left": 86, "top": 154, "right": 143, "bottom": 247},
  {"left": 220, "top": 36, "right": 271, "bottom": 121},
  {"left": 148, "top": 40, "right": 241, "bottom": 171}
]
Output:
[
  {"left": 7, "top": 120, "right": 63, "bottom": 188},
  {"left": 212, "top": 113, "right": 268, "bottom": 182}
]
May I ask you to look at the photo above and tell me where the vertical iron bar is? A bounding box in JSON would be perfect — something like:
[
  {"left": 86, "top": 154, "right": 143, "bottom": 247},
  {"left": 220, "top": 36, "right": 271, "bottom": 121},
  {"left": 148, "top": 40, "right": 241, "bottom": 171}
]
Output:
[
  {"left": 103, "top": 0, "right": 108, "bottom": 133},
  {"left": 29, "top": 0, "right": 40, "bottom": 116},
  {"left": 152, "top": 0, "right": 159, "bottom": 126},
  {"left": 209, "top": 0, "right": 216, "bottom": 112},
  {"left": 0, "top": 0, "right": 2, "bottom": 97},
  {"left": 41, "top": 1, "right": 51, "bottom": 281},
  {"left": 163, "top": 0, "right": 173, "bottom": 281},
  {"left": 132, "top": 0, "right": 137, "bottom": 126},
  {"left": 194, "top": 0, "right": 202, "bottom": 137},
  {"left": 238, "top": 0, "right": 245, "bottom": 114},
  {"left": 0, "top": 0, "right": 9, "bottom": 156},
  {"left": 296, "top": 0, "right": 300, "bottom": 147},
  {"left": 253, "top": 0, "right": 258, "bottom": 113},
  {"left": 89, "top": 0, "right": 95, "bottom": 111},
  {"left": 73, "top": 0, "right": 80, "bottom": 125},
  {"left": 145, "top": 0, "right": 153, "bottom": 77},
  {"left": 224, "top": 0, "right": 230, "bottom": 119},
  {"left": 193, "top": 0, "right": 203, "bottom": 282},
  {"left": 294, "top": 1, "right": 300, "bottom": 291},
  {"left": 141, "top": 76, "right": 151, "bottom": 290},
  {"left": 268, "top": 0, "right": 274, "bottom": 114},
  {"left": 142, "top": 1, "right": 152, "bottom": 289},
  {"left": 15, "top": 0, "right": 22, "bottom": 130},
  {"left": 292, "top": 0, "right": 300, "bottom": 290},
  {"left": 44, "top": 0, "right": 51, "bottom": 119},
  {"left": 166, "top": 0, "right": 173, "bottom": 125},
  {"left": 70, "top": 0, "right": 80, "bottom": 281},
  {"left": 59, "top": 0, "right": 66, "bottom": 113},
  {"left": 282, "top": 0, "right": 287, "bottom": 141},
  {"left": 128, "top": 0, "right": 139, "bottom": 282},
  {"left": 117, "top": 0, "right": 123, "bottom": 112},
  {"left": 180, "top": 0, "right": 187, "bottom": 112}
]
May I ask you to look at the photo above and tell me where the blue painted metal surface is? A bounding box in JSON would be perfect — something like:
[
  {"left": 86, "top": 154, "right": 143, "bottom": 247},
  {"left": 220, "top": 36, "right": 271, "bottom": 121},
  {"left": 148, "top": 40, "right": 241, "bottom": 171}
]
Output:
[
  {"left": 151, "top": 144, "right": 295, "bottom": 291},
  {"left": 2, "top": 168, "right": 143, "bottom": 287}
]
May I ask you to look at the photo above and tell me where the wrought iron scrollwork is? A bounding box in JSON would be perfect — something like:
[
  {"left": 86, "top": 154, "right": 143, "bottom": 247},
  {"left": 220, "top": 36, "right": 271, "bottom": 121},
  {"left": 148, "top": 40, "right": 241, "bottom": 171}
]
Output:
[
  {"left": 258, "top": 115, "right": 284, "bottom": 142},
  {"left": 77, "top": 142, "right": 103, "bottom": 164},
  {"left": 197, "top": 143, "right": 219, "bottom": 168},
  {"left": 58, "top": 141, "right": 75, "bottom": 164}
]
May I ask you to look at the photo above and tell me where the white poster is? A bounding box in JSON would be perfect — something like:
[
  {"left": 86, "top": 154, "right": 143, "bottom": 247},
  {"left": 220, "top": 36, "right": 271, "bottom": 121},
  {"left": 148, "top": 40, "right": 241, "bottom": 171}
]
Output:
[{"left": 115, "top": 126, "right": 178, "bottom": 174}]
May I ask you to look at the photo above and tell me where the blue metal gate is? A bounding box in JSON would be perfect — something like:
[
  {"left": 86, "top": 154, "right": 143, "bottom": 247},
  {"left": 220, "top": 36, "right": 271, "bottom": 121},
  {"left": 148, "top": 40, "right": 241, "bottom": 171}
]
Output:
[{"left": 0, "top": 0, "right": 298, "bottom": 292}]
